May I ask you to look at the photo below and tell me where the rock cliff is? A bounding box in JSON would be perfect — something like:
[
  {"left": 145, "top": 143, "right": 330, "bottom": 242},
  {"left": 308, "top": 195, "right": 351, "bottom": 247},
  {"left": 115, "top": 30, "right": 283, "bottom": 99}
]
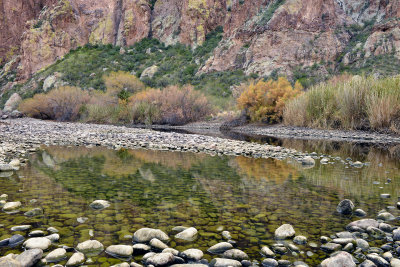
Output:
[{"left": 1, "top": 0, "right": 400, "bottom": 80}]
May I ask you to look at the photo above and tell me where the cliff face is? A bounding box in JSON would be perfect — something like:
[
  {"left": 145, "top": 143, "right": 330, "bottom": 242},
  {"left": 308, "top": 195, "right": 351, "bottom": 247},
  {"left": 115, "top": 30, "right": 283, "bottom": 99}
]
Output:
[{"left": 2, "top": 0, "right": 400, "bottom": 80}]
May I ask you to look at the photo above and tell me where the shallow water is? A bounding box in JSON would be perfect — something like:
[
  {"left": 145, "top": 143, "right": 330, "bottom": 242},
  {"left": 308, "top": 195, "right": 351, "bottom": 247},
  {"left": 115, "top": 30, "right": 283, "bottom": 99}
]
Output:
[{"left": 1, "top": 141, "right": 400, "bottom": 266}]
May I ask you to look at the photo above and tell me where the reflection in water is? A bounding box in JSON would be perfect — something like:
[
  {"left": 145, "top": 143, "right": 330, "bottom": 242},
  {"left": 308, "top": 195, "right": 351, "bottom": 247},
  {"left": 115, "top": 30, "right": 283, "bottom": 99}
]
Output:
[{"left": 0, "top": 145, "right": 399, "bottom": 266}]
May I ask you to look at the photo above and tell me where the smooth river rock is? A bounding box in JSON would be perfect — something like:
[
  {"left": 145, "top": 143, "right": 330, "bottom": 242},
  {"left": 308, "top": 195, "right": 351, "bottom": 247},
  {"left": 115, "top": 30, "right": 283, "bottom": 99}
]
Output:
[
  {"left": 76, "top": 240, "right": 104, "bottom": 255},
  {"left": 145, "top": 252, "right": 175, "bottom": 266},
  {"left": 89, "top": 200, "right": 110, "bottom": 210},
  {"left": 346, "top": 219, "right": 379, "bottom": 231},
  {"left": 275, "top": 224, "right": 295, "bottom": 239},
  {"left": 321, "top": 251, "right": 356, "bottom": 267},
  {"left": 66, "top": 252, "right": 85, "bottom": 266},
  {"left": 45, "top": 248, "right": 67, "bottom": 263},
  {"left": 222, "top": 249, "right": 248, "bottom": 261},
  {"left": 133, "top": 228, "right": 169, "bottom": 243},
  {"left": 181, "top": 248, "right": 203, "bottom": 261},
  {"left": 3, "top": 201, "right": 21, "bottom": 211},
  {"left": 207, "top": 242, "right": 233, "bottom": 254},
  {"left": 15, "top": 248, "right": 43, "bottom": 267},
  {"left": 337, "top": 199, "right": 355, "bottom": 215},
  {"left": 210, "top": 258, "right": 242, "bottom": 267},
  {"left": 175, "top": 227, "right": 198, "bottom": 241},
  {"left": 23, "top": 237, "right": 51, "bottom": 250},
  {"left": 106, "top": 245, "right": 133, "bottom": 258}
]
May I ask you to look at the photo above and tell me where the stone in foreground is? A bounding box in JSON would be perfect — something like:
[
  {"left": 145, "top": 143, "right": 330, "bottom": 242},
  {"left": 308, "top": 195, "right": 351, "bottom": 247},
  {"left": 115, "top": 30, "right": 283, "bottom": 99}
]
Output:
[
  {"left": 45, "top": 248, "right": 67, "bottom": 263},
  {"left": 210, "top": 258, "right": 242, "bottom": 267},
  {"left": 207, "top": 242, "right": 233, "bottom": 254},
  {"left": 336, "top": 199, "right": 354, "bottom": 215},
  {"left": 66, "top": 252, "right": 85, "bottom": 266},
  {"left": 133, "top": 228, "right": 169, "bottom": 243},
  {"left": 175, "top": 227, "right": 198, "bottom": 241},
  {"left": 145, "top": 252, "right": 175, "bottom": 266},
  {"left": 106, "top": 245, "right": 133, "bottom": 258},
  {"left": 15, "top": 248, "right": 43, "bottom": 267},
  {"left": 275, "top": 224, "right": 295, "bottom": 239},
  {"left": 76, "top": 240, "right": 104, "bottom": 255},
  {"left": 23, "top": 237, "right": 51, "bottom": 250},
  {"left": 321, "top": 251, "right": 356, "bottom": 267},
  {"left": 3, "top": 201, "right": 22, "bottom": 211}
]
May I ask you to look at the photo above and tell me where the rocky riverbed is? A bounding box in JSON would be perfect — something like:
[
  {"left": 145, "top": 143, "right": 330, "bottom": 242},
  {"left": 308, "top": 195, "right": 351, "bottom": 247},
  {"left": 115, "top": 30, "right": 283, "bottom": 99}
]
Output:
[{"left": 0, "top": 118, "right": 323, "bottom": 166}]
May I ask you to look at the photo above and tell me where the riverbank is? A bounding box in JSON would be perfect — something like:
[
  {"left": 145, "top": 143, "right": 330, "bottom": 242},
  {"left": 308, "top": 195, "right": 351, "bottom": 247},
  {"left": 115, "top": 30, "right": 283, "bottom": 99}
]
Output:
[
  {"left": 0, "top": 118, "right": 309, "bottom": 165},
  {"left": 155, "top": 122, "right": 400, "bottom": 145}
]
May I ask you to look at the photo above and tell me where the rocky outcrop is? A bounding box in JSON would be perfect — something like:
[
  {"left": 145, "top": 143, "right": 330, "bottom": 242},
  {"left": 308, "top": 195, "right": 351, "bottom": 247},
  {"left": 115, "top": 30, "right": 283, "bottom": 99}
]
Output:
[{"left": 2, "top": 0, "right": 400, "bottom": 83}]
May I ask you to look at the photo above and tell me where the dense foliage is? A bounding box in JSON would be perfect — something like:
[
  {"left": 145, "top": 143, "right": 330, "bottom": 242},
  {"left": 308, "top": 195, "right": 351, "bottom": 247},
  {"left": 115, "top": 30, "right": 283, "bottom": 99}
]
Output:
[
  {"left": 283, "top": 75, "right": 400, "bottom": 133},
  {"left": 237, "top": 77, "right": 303, "bottom": 123}
]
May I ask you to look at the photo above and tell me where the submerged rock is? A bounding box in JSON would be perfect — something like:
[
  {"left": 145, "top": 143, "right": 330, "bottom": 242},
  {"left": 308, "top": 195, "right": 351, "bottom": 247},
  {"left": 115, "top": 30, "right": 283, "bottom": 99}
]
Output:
[
  {"left": 337, "top": 199, "right": 355, "bottom": 215},
  {"left": 261, "top": 246, "right": 275, "bottom": 258},
  {"left": 89, "top": 200, "right": 110, "bottom": 210},
  {"left": 261, "top": 258, "right": 278, "bottom": 267},
  {"left": 175, "top": 227, "right": 198, "bottom": 241},
  {"left": 3, "top": 201, "right": 21, "bottom": 211},
  {"left": 210, "top": 258, "right": 242, "bottom": 267},
  {"left": 24, "top": 208, "right": 43, "bottom": 217},
  {"left": 207, "top": 242, "right": 233, "bottom": 254},
  {"left": 45, "top": 248, "right": 67, "bottom": 263},
  {"left": 275, "top": 224, "right": 295, "bottom": 239},
  {"left": 106, "top": 245, "right": 133, "bottom": 258},
  {"left": 149, "top": 238, "right": 168, "bottom": 250},
  {"left": 76, "top": 240, "right": 104, "bottom": 255},
  {"left": 23, "top": 237, "right": 51, "bottom": 250},
  {"left": 346, "top": 219, "right": 379, "bottom": 231},
  {"left": 222, "top": 249, "right": 248, "bottom": 261},
  {"left": 66, "top": 252, "right": 85, "bottom": 266},
  {"left": 133, "top": 228, "right": 169, "bottom": 243}
]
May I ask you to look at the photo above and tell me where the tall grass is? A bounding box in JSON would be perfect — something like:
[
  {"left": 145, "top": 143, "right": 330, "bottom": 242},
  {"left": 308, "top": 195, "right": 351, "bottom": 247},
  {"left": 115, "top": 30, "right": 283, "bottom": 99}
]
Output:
[{"left": 283, "top": 75, "right": 400, "bottom": 133}]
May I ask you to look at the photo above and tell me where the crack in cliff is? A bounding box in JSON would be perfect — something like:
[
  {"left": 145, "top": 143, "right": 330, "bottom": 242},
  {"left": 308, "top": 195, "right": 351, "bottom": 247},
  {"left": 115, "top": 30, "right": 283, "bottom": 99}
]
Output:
[{"left": 113, "top": 0, "right": 123, "bottom": 46}]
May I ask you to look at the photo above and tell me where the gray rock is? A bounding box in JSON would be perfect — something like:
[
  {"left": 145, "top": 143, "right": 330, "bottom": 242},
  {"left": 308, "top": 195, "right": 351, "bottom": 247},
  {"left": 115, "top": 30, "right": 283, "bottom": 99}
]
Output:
[
  {"left": 337, "top": 199, "right": 355, "bottom": 215},
  {"left": 45, "top": 234, "right": 59, "bottom": 242},
  {"left": 23, "top": 237, "right": 51, "bottom": 250},
  {"left": 24, "top": 208, "right": 43, "bottom": 217},
  {"left": 0, "top": 164, "right": 14, "bottom": 172},
  {"left": 76, "top": 240, "right": 104, "bottom": 255},
  {"left": 207, "top": 242, "right": 233, "bottom": 254},
  {"left": 221, "top": 231, "right": 232, "bottom": 240},
  {"left": 89, "top": 200, "right": 110, "bottom": 210},
  {"left": 175, "top": 227, "right": 197, "bottom": 241},
  {"left": 0, "top": 256, "right": 21, "bottom": 267},
  {"left": 366, "top": 254, "right": 389, "bottom": 267},
  {"left": 320, "top": 251, "right": 356, "bottom": 267},
  {"left": 130, "top": 262, "right": 144, "bottom": 267},
  {"left": 132, "top": 243, "right": 151, "bottom": 254},
  {"left": 133, "top": 228, "right": 169, "bottom": 243},
  {"left": 3, "top": 201, "right": 21, "bottom": 211},
  {"left": 145, "top": 252, "right": 175, "bottom": 266},
  {"left": 3, "top": 93, "right": 22, "bottom": 113},
  {"left": 66, "top": 252, "right": 85, "bottom": 266},
  {"left": 222, "top": 249, "right": 248, "bottom": 261},
  {"left": 172, "top": 226, "right": 188, "bottom": 232},
  {"left": 393, "top": 229, "right": 400, "bottom": 241},
  {"left": 275, "top": 224, "right": 295, "bottom": 239},
  {"left": 356, "top": 238, "right": 370, "bottom": 250},
  {"left": 11, "top": 225, "right": 32, "bottom": 231},
  {"left": 149, "top": 238, "right": 168, "bottom": 250},
  {"left": 210, "top": 258, "right": 242, "bottom": 267},
  {"left": 321, "top": 243, "right": 342, "bottom": 253},
  {"left": 181, "top": 249, "right": 203, "bottom": 261},
  {"left": 111, "top": 263, "right": 130, "bottom": 267},
  {"left": 378, "top": 223, "right": 393, "bottom": 232},
  {"left": 140, "top": 65, "right": 159, "bottom": 80},
  {"left": 377, "top": 212, "right": 395, "bottom": 221},
  {"left": 15, "top": 248, "right": 43, "bottom": 267},
  {"left": 9, "top": 234, "right": 24, "bottom": 247},
  {"left": 28, "top": 230, "right": 45, "bottom": 237},
  {"left": 45, "top": 248, "right": 67, "bottom": 263},
  {"left": 332, "top": 238, "right": 355, "bottom": 245},
  {"left": 106, "top": 245, "right": 133, "bottom": 258},
  {"left": 391, "top": 258, "right": 400, "bottom": 267},
  {"left": 261, "top": 246, "right": 275, "bottom": 258},
  {"left": 366, "top": 227, "right": 385, "bottom": 239},
  {"left": 162, "top": 248, "right": 179, "bottom": 256},
  {"left": 354, "top": 209, "right": 367, "bottom": 217},
  {"left": 293, "top": 235, "right": 307, "bottom": 245},
  {"left": 47, "top": 227, "right": 58, "bottom": 233},
  {"left": 301, "top": 157, "right": 315, "bottom": 166},
  {"left": 360, "top": 260, "right": 377, "bottom": 267},
  {"left": 261, "top": 258, "right": 278, "bottom": 267},
  {"left": 346, "top": 219, "right": 379, "bottom": 231}
]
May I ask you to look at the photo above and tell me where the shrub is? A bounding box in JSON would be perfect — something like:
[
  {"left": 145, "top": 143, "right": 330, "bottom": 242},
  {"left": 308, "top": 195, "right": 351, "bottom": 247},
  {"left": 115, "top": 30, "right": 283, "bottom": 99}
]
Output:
[
  {"left": 103, "top": 71, "right": 146, "bottom": 100},
  {"left": 237, "top": 77, "right": 303, "bottom": 123},
  {"left": 283, "top": 75, "right": 400, "bottom": 133},
  {"left": 19, "top": 86, "right": 89, "bottom": 121},
  {"left": 130, "top": 85, "right": 213, "bottom": 125}
]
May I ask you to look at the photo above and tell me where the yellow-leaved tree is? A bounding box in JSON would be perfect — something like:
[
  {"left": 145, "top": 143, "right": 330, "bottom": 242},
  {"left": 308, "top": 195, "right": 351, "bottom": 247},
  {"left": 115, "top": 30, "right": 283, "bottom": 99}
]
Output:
[{"left": 237, "top": 77, "right": 303, "bottom": 123}]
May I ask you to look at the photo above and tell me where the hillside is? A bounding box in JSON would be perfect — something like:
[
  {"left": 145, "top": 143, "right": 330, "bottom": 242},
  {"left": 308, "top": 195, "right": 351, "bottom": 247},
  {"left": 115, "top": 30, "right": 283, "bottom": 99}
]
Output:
[{"left": 2, "top": 0, "right": 400, "bottom": 106}]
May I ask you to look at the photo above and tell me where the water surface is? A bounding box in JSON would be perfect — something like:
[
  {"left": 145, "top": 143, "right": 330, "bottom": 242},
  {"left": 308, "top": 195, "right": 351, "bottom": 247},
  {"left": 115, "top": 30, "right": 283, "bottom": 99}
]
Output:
[{"left": 1, "top": 143, "right": 400, "bottom": 266}]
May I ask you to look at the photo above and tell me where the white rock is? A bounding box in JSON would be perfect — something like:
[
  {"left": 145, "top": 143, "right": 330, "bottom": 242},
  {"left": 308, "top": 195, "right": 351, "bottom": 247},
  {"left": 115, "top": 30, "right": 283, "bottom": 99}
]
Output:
[
  {"left": 45, "top": 248, "right": 67, "bottom": 262},
  {"left": 275, "top": 224, "right": 295, "bottom": 239},
  {"left": 3, "top": 201, "right": 21, "bottom": 211},
  {"left": 66, "top": 252, "right": 85, "bottom": 266},
  {"left": 24, "top": 237, "right": 52, "bottom": 250}
]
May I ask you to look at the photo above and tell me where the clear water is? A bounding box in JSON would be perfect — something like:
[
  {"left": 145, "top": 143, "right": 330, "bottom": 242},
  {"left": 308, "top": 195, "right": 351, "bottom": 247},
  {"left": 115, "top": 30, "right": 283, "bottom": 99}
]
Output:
[{"left": 1, "top": 141, "right": 400, "bottom": 266}]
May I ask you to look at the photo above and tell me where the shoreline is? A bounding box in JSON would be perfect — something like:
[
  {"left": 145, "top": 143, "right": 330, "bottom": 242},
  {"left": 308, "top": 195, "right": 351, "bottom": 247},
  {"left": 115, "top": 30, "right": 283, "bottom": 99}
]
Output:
[
  {"left": 151, "top": 122, "right": 400, "bottom": 145},
  {"left": 0, "top": 118, "right": 308, "bottom": 164}
]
